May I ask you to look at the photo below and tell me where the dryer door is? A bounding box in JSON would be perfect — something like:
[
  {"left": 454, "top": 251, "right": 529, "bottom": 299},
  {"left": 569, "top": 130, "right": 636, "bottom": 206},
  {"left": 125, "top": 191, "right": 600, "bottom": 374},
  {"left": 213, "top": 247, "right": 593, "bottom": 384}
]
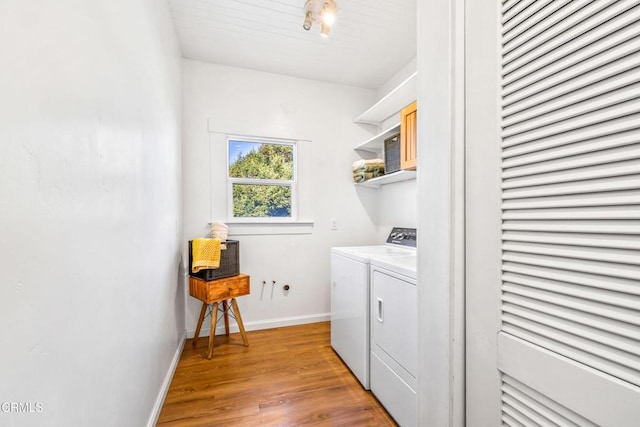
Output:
[
  {"left": 370, "top": 266, "right": 418, "bottom": 426},
  {"left": 371, "top": 267, "right": 418, "bottom": 378}
]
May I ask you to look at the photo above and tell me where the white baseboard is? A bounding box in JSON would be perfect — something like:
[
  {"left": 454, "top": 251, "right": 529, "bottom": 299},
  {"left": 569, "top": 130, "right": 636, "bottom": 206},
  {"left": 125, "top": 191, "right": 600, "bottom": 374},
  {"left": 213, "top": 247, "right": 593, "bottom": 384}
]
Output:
[
  {"left": 147, "top": 331, "right": 186, "bottom": 427},
  {"left": 187, "top": 312, "right": 331, "bottom": 338}
]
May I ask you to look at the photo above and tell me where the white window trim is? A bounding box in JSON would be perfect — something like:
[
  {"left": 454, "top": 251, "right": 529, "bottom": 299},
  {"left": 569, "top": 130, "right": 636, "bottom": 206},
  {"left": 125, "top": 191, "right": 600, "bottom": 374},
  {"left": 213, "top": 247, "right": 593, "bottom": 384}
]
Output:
[
  {"left": 226, "top": 135, "right": 298, "bottom": 223},
  {"left": 210, "top": 220, "right": 314, "bottom": 236}
]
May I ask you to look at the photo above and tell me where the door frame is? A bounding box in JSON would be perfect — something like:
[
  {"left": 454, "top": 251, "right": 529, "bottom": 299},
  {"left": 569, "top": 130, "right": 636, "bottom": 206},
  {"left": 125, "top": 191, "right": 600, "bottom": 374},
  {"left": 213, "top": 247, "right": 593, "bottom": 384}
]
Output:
[
  {"left": 416, "top": 0, "right": 503, "bottom": 425},
  {"left": 463, "top": 0, "right": 503, "bottom": 425},
  {"left": 416, "top": 0, "right": 467, "bottom": 425}
]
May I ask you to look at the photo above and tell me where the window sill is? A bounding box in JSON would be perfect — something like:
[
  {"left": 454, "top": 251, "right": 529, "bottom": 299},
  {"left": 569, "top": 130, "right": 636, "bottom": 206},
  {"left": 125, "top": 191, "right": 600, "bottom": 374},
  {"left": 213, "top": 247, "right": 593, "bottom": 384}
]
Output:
[{"left": 209, "top": 220, "right": 314, "bottom": 236}]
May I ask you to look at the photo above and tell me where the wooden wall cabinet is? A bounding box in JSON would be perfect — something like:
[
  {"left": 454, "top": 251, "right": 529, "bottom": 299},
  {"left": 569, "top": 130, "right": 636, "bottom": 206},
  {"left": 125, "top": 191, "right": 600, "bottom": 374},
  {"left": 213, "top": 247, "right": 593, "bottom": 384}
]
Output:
[{"left": 400, "top": 101, "right": 417, "bottom": 171}]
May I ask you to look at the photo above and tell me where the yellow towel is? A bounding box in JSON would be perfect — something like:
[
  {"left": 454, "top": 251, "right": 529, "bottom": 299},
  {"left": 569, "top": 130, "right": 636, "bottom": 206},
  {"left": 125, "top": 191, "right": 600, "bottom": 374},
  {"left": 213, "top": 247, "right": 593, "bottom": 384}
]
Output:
[{"left": 191, "top": 238, "right": 221, "bottom": 273}]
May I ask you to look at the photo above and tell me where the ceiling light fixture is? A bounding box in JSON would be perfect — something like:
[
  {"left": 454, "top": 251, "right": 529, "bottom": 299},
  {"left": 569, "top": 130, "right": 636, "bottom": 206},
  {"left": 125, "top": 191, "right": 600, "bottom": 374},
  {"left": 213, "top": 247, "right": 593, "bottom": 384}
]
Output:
[{"left": 303, "top": 0, "right": 337, "bottom": 37}]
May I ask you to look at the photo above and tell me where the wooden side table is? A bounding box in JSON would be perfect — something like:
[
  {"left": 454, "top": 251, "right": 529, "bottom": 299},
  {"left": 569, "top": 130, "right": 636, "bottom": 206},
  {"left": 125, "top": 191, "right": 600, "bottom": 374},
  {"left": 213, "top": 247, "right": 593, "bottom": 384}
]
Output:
[{"left": 189, "top": 274, "right": 250, "bottom": 359}]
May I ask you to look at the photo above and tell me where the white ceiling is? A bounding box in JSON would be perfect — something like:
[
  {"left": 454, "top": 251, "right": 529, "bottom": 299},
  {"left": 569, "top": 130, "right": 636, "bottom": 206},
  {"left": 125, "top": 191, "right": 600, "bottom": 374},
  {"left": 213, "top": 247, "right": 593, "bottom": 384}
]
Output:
[{"left": 168, "top": 0, "right": 416, "bottom": 89}]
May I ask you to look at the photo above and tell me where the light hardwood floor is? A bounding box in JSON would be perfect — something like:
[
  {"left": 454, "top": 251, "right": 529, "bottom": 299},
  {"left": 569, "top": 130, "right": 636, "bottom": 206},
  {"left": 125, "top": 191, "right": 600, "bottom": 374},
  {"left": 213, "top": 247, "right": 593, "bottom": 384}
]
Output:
[{"left": 157, "top": 321, "right": 396, "bottom": 426}]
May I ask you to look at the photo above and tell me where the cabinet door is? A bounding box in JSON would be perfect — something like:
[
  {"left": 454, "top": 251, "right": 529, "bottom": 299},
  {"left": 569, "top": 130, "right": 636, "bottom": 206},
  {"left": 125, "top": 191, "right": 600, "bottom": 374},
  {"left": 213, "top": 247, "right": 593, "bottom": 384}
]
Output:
[{"left": 400, "top": 101, "right": 417, "bottom": 171}]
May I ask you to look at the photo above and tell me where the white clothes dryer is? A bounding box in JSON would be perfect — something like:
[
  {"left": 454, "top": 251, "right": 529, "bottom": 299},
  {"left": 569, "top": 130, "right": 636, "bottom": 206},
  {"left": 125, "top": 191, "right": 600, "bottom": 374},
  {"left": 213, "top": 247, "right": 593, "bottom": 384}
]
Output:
[{"left": 370, "top": 254, "right": 417, "bottom": 426}]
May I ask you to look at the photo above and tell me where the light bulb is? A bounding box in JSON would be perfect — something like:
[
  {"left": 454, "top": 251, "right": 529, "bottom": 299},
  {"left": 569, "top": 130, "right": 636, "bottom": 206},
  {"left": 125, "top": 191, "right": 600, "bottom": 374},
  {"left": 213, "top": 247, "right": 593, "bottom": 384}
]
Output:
[
  {"left": 323, "top": 11, "right": 335, "bottom": 26},
  {"left": 303, "top": 10, "right": 312, "bottom": 30},
  {"left": 320, "top": 22, "right": 330, "bottom": 37},
  {"left": 322, "top": 0, "right": 337, "bottom": 26}
]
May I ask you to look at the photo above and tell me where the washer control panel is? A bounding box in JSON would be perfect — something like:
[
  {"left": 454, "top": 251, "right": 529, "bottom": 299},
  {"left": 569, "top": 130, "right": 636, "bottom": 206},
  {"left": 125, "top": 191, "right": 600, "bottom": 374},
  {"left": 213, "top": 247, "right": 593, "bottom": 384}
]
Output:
[{"left": 386, "top": 227, "right": 417, "bottom": 247}]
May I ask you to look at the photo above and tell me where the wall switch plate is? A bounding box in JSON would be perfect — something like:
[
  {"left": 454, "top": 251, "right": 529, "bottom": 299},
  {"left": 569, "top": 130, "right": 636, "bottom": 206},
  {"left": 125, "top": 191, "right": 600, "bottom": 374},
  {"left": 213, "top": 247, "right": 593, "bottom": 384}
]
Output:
[{"left": 331, "top": 217, "right": 338, "bottom": 230}]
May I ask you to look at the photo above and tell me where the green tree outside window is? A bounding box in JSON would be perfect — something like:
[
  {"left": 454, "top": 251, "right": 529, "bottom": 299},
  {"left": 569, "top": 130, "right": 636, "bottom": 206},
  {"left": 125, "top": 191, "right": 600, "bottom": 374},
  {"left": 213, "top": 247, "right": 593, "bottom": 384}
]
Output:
[{"left": 228, "top": 140, "right": 295, "bottom": 218}]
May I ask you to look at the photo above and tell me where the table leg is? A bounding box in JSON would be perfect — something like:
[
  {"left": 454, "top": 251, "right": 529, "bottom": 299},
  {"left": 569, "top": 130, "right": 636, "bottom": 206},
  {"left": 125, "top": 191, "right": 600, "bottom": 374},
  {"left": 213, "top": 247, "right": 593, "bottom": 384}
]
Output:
[
  {"left": 222, "top": 300, "right": 230, "bottom": 336},
  {"left": 230, "top": 298, "right": 249, "bottom": 347},
  {"left": 207, "top": 302, "right": 219, "bottom": 359},
  {"left": 192, "top": 302, "right": 208, "bottom": 347}
]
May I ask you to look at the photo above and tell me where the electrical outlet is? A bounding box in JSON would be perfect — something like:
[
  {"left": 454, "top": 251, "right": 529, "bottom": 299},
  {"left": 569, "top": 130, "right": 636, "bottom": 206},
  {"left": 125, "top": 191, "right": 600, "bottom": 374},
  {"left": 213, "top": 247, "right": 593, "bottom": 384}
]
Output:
[{"left": 331, "top": 217, "right": 339, "bottom": 230}]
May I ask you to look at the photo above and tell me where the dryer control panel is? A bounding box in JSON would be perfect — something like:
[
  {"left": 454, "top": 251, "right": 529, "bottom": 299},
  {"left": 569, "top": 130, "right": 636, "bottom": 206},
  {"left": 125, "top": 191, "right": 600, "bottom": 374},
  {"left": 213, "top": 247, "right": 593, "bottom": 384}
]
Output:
[{"left": 386, "top": 227, "right": 417, "bottom": 248}]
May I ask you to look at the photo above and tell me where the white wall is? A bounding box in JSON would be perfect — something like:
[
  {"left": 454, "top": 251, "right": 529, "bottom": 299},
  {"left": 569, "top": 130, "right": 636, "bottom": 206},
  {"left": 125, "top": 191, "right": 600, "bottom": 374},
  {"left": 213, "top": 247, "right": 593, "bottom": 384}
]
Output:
[
  {"left": 0, "top": 1, "right": 183, "bottom": 426},
  {"left": 376, "top": 57, "right": 417, "bottom": 103},
  {"left": 183, "top": 59, "right": 389, "bottom": 334},
  {"left": 376, "top": 179, "right": 417, "bottom": 235}
]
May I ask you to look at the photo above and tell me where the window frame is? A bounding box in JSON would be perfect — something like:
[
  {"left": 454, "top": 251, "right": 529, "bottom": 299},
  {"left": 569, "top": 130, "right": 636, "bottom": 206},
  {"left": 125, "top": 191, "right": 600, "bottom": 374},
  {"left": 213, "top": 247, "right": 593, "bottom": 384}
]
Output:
[{"left": 226, "top": 135, "right": 298, "bottom": 223}]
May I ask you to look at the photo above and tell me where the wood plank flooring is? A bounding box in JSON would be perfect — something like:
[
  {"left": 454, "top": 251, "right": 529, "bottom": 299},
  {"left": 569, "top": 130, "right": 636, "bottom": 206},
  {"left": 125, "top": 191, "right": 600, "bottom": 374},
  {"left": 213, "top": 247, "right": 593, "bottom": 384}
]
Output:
[{"left": 157, "top": 321, "right": 396, "bottom": 426}]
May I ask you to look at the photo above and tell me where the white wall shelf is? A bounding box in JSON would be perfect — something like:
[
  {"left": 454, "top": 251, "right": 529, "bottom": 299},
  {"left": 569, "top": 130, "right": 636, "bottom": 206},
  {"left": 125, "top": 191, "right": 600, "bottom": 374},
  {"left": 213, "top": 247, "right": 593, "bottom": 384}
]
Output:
[
  {"left": 355, "top": 170, "right": 417, "bottom": 188},
  {"left": 354, "top": 123, "right": 401, "bottom": 155},
  {"left": 353, "top": 72, "right": 417, "bottom": 125},
  {"left": 352, "top": 71, "right": 417, "bottom": 189}
]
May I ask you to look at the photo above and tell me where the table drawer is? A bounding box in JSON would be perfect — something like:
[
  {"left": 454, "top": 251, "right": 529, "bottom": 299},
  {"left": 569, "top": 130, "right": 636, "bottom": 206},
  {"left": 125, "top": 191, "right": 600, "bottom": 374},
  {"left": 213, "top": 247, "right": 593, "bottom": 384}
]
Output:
[{"left": 189, "top": 274, "right": 250, "bottom": 303}]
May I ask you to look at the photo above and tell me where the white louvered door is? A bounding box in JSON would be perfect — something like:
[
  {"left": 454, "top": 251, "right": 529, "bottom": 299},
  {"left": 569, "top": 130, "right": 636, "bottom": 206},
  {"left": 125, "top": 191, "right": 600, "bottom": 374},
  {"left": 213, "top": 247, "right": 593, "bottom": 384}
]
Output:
[{"left": 497, "top": 0, "right": 640, "bottom": 425}]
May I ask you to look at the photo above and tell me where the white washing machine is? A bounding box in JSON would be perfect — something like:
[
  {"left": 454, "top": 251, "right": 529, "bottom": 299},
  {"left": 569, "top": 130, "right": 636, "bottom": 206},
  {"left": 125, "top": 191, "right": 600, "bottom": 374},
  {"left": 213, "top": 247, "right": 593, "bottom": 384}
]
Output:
[
  {"left": 330, "top": 227, "right": 416, "bottom": 390},
  {"left": 370, "top": 254, "right": 417, "bottom": 426}
]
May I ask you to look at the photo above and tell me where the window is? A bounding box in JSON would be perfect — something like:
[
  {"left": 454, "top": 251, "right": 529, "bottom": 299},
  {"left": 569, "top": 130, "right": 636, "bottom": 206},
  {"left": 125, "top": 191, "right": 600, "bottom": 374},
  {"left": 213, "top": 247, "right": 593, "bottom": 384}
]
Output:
[{"left": 227, "top": 137, "right": 296, "bottom": 221}]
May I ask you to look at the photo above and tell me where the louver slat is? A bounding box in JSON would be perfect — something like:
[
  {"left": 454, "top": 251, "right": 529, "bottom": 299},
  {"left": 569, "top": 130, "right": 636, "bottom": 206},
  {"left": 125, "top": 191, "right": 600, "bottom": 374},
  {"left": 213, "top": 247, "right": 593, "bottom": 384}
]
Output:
[
  {"left": 503, "top": 382, "right": 582, "bottom": 426},
  {"left": 503, "top": 102, "right": 640, "bottom": 147},
  {"left": 502, "top": 262, "right": 640, "bottom": 296},
  {"left": 501, "top": 411, "right": 526, "bottom": 427},
  {"left": 501, "top": 273, "right": 640, "bottom": 313},
  {"left": 503, "top": 161, "right": 640, "bottom": 189},
  {"left": 502, "top": 176, "right": 640, "bottom": 199},
  {"left": 503, "top": 6, "right": 640, "bottom": 89},
  {"left": 502, "top": 207, "right": 640, "bottom": 221},
  {"left": 502, "top": 1, "right": 633, "bottom": 73},
  {"left": 502, "top": 0, "right": 536, "bottom": 26},
  {"left": 503, "top": 294, "right": 640, "bottom": 342},
  {"left": 502, "top": 241, "right": 640, "bottom": 264},
  {"left": 502, "top": 403, "right": 536, "bottom": 426},
  {"left": 502, "top": 117, "right": 640, "bottom": 159},
  {"left": 502, "top": 0, "right": 555, "bottom": 38},
  {"left": 502, "top": 0, "right": 582, "bottom": 52},
  {"left": 503, "top": 68, "right": 640, "bottom": 126},
  {"left": 502, "top": 393, "right": 555, "bottom": 425},
  {"left": 502, "top": 375, "right": 598, "bottom": 426},
  {"left": 503, "top": 84, "right": 640, "bottom": 138},
  {"left": 502, "top": 252, "right": 640, "bottom": 280},
  {"left": 502, "top": 286, "right": 640, "bottom": 334},
  {"left": 503, "top": 144, "right": 640, "bottom": 178},
  {"left": 501, "top": 190, "right": 640, "bottom": 210},
  {"left": 503, "top": 54, "right": 640, "bottom": 117},
  {"left": 502, "top": 0, "right": 523, "bottom": 16}
]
